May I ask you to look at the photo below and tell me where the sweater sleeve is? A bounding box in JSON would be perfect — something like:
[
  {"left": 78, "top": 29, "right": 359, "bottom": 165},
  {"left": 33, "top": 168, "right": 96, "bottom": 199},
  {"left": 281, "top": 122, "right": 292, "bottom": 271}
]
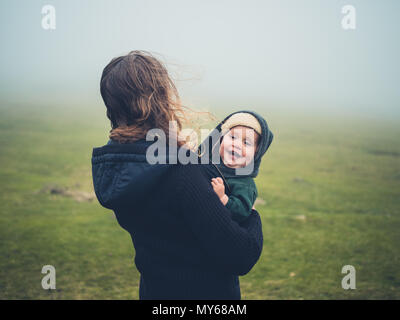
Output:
[{"left": 176, "top": 163, "right": 263, "bottom": 276}]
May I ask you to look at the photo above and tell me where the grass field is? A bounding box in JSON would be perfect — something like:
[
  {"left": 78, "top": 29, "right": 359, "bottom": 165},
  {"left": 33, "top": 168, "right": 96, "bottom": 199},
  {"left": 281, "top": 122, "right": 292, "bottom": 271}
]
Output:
[{"left": 0, "top": 103, "right": 399, "bottom": 299}]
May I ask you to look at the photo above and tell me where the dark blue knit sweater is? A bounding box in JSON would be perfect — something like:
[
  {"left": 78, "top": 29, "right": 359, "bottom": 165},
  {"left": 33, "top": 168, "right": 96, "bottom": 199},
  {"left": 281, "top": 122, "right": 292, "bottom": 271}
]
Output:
[{"left": 91, "top": 139, "right": 263, "bottom": 300}]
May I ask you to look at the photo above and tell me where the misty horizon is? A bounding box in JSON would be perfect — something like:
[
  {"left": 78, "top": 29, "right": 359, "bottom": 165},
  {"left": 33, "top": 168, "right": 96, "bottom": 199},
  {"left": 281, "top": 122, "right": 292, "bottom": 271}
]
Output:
[{"left": 0, "top": 0, "right": 399, "bottom": 118}]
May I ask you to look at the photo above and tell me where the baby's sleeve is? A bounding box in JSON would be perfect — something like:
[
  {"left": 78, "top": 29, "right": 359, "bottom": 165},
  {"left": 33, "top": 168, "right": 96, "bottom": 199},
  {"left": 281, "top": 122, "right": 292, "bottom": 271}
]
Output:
[{"left": 226, "top": 181, "right": 257, "bottom": 223}]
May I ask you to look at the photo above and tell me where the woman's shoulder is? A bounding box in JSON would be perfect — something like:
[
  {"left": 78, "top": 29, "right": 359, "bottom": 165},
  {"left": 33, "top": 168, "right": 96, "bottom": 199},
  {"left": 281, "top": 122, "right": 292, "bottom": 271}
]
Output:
[
  {"left": 166, "top": 163, "right": 216, "bottom": 202},
  {"left": 170, "top": 163, "right": 209, "bottom": 182}
]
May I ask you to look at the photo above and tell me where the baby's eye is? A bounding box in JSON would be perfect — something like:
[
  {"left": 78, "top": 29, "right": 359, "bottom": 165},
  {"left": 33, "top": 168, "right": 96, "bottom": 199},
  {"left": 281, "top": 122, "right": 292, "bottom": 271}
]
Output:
[{"left": 244, "top": 140, "right": 252, "bottom": 146}]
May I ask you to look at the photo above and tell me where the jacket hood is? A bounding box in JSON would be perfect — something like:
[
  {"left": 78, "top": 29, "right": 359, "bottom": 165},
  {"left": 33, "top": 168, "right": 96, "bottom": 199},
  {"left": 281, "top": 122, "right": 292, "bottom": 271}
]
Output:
[
  {"left": 198, "top": 110, "right": 273, "bottom": 179},
  {"left": 91, "top": 139, "right": 175, "bottom": 210}
]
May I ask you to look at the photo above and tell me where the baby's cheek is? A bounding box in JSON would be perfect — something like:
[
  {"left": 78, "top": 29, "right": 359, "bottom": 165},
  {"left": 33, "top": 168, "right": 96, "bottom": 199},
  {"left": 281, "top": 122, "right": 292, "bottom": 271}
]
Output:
[
  {"left": 246, "top": 148, "right": 256, "bottom": 161},
  {"left": 219, "top": 145, "right": 225, "bottom": 160}
]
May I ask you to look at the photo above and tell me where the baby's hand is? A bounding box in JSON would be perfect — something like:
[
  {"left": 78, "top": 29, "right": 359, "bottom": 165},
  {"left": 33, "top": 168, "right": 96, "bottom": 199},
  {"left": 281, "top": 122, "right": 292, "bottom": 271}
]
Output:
[
  {"left": 211, "top": 177, "right": 225, "bottom": 197},
  {"left": 211, "top": 177, "right": 228, "bottom": 205}
]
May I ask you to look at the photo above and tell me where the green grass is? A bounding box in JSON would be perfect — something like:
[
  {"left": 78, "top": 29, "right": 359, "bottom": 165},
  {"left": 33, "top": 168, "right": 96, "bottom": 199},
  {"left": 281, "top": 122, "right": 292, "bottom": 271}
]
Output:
[{"left": 0, "top": 104, "right": 399, "bottom": 299}]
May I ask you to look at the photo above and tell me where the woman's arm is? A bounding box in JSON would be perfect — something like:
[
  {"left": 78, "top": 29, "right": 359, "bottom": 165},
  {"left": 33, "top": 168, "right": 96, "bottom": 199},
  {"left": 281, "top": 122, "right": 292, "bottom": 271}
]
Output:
[{"left": 176, "top": 163, "right": 263, "bottom": 276}]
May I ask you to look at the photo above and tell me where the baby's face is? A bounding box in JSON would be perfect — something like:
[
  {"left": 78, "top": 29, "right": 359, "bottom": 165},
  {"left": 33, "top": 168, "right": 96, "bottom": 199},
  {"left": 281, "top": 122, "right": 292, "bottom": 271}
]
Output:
[{"left": 219, "top": 126, "right": 260, "bottom": 169}]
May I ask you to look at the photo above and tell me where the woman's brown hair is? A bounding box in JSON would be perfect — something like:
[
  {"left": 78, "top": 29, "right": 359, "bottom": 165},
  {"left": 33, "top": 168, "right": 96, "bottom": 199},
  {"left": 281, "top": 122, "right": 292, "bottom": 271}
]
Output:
[{"left": 100, "top": 50, "right": 201, "bottom": 145}]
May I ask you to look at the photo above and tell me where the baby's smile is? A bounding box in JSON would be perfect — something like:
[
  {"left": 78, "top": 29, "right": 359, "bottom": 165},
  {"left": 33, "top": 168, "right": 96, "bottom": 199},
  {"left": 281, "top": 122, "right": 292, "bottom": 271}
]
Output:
[{"left": 219, "top": 125, "right": 260, "bottom": 169}]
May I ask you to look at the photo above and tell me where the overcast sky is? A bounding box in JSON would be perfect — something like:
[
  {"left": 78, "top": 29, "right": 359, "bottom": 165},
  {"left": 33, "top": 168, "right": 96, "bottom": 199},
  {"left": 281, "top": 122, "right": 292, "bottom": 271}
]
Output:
[{"left": 0, "top": 0, "right": 399, "bottom": 116}]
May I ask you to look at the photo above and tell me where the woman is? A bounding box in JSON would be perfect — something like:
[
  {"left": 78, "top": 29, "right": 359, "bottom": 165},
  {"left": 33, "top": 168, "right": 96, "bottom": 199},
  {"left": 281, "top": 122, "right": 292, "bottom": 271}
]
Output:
[{"left": 91, "top": 51, "right": 264, "bottom": 299}]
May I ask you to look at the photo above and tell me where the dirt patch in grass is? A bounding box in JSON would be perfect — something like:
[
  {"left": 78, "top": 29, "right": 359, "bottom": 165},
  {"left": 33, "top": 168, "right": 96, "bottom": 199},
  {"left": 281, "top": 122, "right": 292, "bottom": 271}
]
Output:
[
  {"left": 36, "top": 183, "right": 96, "bottom": 202},
  {"left": 367, "top": 150, "right": 400, "bottom": 157}
]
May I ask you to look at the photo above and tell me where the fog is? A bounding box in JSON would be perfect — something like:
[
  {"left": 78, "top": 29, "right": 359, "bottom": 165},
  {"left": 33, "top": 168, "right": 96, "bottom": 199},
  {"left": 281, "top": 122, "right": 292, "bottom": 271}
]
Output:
[{"left": 0, "top": 0, "right": 399, "bottom": 117}]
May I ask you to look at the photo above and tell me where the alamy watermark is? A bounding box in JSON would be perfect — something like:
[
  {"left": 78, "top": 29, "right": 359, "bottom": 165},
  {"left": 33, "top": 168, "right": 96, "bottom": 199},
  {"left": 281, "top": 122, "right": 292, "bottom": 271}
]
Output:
[
  {"left": 341, "top": 5, "right": 356, "bottom": 30},
  {"left": 341, "top": 265, "right": 356, "bottom": 289},
  {"left": 41, "top": 265, "right": 56, "bottom": 289},
  {"left": 41, "top": 5, "right": 356, "bottom": 31},
  {"left": 41, "top": 5, "right": 56, "bottom": 30},
  {"left": 144, "top": 121, "right": 256, "bottom": 176}
]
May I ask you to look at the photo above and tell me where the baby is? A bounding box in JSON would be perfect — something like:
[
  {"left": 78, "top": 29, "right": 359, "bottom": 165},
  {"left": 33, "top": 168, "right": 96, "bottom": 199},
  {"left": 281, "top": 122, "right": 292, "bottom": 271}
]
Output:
[{"left": 210, "top": 112, "right": 269, "bottom": 223}]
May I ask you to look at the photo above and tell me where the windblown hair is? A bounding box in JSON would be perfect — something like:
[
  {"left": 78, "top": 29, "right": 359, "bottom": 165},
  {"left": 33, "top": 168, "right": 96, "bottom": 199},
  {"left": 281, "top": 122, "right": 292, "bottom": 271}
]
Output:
[{"left": 100, "top": 50, "right": 200, "bottom": 145}]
